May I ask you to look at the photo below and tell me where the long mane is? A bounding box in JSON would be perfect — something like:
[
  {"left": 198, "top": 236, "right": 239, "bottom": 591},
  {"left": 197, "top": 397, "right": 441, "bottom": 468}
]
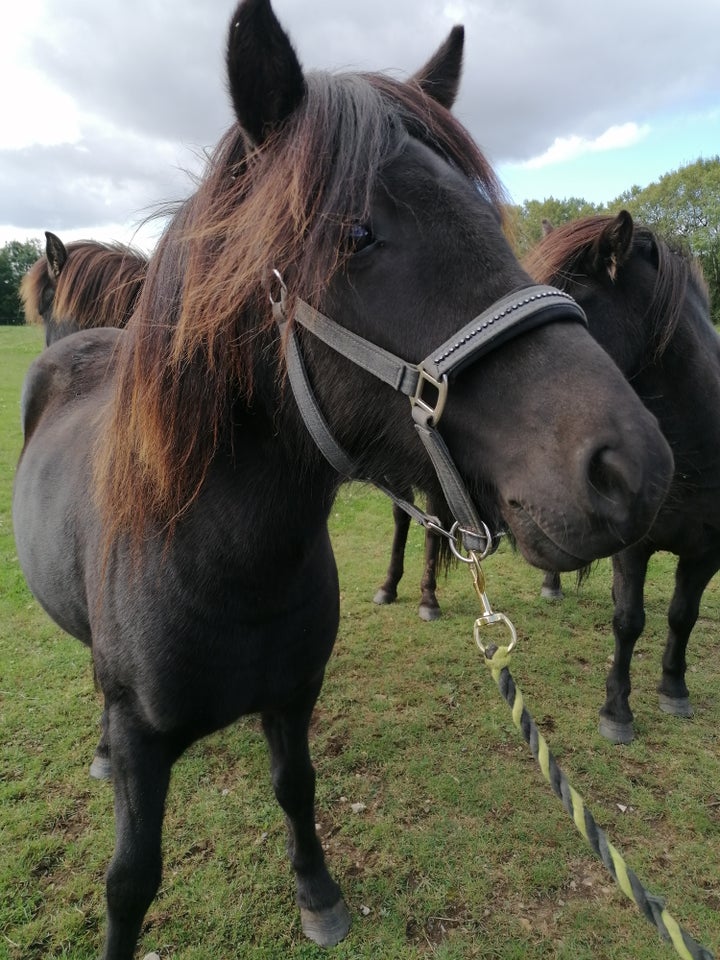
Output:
[
  {"left": 21, "top": 240, "right": 147, "bottom": 330},
  {"left": 95, "top": 70, "right": 507, "bottom": 541},
  {"left": 523, "top": 214, "right": 709, "bottom": 359}
]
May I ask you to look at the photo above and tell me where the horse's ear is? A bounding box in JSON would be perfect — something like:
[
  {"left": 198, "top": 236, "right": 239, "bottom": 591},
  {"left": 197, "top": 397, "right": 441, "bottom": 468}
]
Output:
[
  {"left": 226, "top": 0, "right": 306, "bottom": 145},
  {"left": 45, "top": 232, "right": 67, "bottom": 281},
  {"left": 541, "top": 218, "right": 554, "bottom": 237},
  {"left": 411, "top": 25, "right": 464, "bottom": 109},
  {"left": 594, "top": 210, "right": 634, "bottom": 282}
]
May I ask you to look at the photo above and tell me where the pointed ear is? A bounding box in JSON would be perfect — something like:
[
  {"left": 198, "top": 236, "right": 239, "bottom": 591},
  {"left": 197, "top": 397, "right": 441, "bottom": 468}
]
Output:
[
  {"left": 411, "top": 25, "right": 464, "bottom": 109},
  {"left": 226, "top": 0, "right": 306, "bottom": 145},
  {"left": 44, "top": 231, "right": 67, "bottom": 282},
  {"left": 593, "top": 210, "right": 634, "bottom": 281},
  {"left": 541, "top": 218, "right": 554, "bottom": 237}
]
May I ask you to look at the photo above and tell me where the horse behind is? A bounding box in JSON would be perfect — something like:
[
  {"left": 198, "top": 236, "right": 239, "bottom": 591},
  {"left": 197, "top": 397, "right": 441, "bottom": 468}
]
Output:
[
  {"left": 12, "top": 2, "right": 673, "bottom": 956},
  {"left": 527, "top": 212, "right": 720, "bottom": 743},
  {"left": 20, "top": 232, "right": 147, "bottom": 345}
]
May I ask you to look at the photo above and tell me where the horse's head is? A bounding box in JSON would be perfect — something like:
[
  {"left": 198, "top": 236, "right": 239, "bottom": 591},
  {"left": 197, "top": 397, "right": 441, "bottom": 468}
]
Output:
[
  {"left": 524, "top": 210, "right": 711, "bottom": 382},
  {"left": 19, "top": 232, "right": 67, "bottom": 345},
  {"left": 21, "top": 232, "right": 147, "bottom": 348},
  {"left": 221, "top": 0, "right": 672, "bottom": 571}
]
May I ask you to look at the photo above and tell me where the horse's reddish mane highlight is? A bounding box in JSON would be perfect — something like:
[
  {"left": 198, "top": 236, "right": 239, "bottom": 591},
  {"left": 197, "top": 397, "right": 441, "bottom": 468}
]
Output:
[
  {"left": 95, "top": 70, "right": 505, "bottom": 543},
  {"left": 523, "top": 214, "right": 707, "bottom": 360},
  {"left": 20, "top": 240, "right": 147, "bottom": 331}
]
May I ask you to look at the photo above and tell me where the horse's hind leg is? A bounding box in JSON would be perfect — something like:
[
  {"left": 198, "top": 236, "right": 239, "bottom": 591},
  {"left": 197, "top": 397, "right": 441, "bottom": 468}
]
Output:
[
  {"left": 89, "top": 707, "right": 112, "bottom": 780},
  {"left": 102, "top": 705, "right": 177, "bottom": 960},
  {"left": 599, "top": 545, "right": 651, "bottom": 744},
  {"left": 374, "top": 500, "right": 412, "bottom": 606},
  {"left": 658, "top": 547, "right": 720, "bottom": 717},
  {"left": 261, "top": 681, "right": 350, "bottom": 947},
  {"left": 418, "top": 526, "right": 441, "bottom": 621}
]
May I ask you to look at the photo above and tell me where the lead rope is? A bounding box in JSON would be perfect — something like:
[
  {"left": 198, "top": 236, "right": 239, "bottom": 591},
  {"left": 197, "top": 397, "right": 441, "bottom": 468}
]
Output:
[{"left": 462, "top": 549, "right": 715, "bottom": 960}]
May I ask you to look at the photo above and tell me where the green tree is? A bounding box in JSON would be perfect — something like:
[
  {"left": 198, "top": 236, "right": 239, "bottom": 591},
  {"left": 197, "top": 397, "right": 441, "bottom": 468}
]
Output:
[
  {"left": 609, "top": 157, "right": 720, "bottom": 324},
  {"left": 0, "top": 239, "right": 42, "bottom": 325},
  {"left": 506, "top": 196, "right": 602, "bottom": 258}
]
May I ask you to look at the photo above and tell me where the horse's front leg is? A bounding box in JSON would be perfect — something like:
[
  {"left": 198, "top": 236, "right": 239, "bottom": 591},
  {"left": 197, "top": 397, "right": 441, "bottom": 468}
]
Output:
[
  {"left": 102, "top": 704, "right": 178, "bottom": 960},
  {"left": 261, "top": 680, "right": 350, "bottom": 947},
  {"left": 658, "top": 546, "right": 720, "bottom": 717},
  {"left": 599, "top": 545, "right": 651, "bottom": 744}
]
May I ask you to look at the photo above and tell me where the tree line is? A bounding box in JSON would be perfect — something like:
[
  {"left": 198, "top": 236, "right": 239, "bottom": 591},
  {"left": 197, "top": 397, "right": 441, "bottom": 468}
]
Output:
[
  {"left": 1, "top": 156, "right": 718, "bottom": 325},
  {"left": 0, "top": 238, "right": 41, "bottom": 325},
  {"left": 507, "top": 156, "right": 720, "bottom": 324}
]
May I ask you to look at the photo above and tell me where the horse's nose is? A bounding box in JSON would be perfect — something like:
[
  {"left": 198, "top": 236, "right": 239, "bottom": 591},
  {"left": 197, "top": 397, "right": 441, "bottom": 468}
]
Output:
[{"left": 580, "top": 432, "right": 673, "bottom": 540}]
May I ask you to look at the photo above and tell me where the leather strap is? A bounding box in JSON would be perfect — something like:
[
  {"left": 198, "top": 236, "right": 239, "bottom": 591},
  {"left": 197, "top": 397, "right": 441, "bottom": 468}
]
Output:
[{"left": 273, "top": 282, "right": 587, "bottom": 552}]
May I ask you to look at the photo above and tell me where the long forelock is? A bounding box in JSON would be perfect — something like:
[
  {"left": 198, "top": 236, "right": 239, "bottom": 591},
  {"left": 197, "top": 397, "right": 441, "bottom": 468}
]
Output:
[
  {"left": 19, "top": 257, "right": 49, "bottom": 325},
  {"left": 96, "top": 66, "right": 503, "bottom": 542}
]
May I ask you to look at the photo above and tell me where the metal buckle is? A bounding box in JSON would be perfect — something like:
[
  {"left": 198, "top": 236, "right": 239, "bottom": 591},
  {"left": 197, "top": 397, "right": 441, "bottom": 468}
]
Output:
[{"left": 411, "top": 367, "right": 448, "bottom": 426}]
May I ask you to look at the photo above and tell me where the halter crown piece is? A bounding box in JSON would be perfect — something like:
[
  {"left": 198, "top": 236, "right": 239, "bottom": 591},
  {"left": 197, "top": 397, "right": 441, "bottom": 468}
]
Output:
[{"left": 270, "top": 272, "right": 587, "bottom": 553}]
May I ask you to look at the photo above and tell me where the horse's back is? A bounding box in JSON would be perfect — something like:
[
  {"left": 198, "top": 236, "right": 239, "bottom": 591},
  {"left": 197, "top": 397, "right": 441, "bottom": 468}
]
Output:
[
  {"left": 14, "top": 328, "right": 120, "bottom": 645},
  {"left": 19, "top": 327, "right": 121, "bottom": 441}
]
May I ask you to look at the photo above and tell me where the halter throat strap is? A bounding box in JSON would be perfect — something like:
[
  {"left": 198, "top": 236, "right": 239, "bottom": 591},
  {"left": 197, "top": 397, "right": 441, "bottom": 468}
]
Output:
[{"left": 272, "top": 279, "right": 587, "bottom": 551}]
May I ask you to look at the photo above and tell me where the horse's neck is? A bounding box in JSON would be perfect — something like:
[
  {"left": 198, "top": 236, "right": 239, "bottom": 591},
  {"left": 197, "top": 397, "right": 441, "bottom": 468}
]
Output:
[
  {"left": 212, "top": 407, "right": 339, "bottom": 552},
  {"left": 643, "top": 321, "right": 720, "bottom": 489}
]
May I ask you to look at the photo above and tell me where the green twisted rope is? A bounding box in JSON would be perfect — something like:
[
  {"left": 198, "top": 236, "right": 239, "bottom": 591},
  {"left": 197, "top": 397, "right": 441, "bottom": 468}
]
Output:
[{"left": 483, "top": 642, "right": 715, "bottom": 960}]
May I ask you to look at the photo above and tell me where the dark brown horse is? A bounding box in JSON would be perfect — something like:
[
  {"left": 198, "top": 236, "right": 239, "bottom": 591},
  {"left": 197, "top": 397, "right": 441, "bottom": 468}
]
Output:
[
  {"left": 12, "top": 2, "right": 673, "bottom": 956},
  {"left": 20, "top": 231, "right": 148, "bottom": 779},
  {"left": 526, "top": 212, "right": 718, "bottom": 743},
  {"left": 20, "top": 232, "right": 147, "bottom": 346}
]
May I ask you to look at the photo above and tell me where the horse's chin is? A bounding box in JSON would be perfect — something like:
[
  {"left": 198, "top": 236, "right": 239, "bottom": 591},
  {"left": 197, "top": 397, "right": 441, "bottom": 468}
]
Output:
[{"left": 501, "top": 501, "right": 592, "bottom": 572}]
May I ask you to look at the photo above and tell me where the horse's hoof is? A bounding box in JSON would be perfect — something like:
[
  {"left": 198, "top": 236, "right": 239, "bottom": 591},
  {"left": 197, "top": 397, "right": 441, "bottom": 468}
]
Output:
[
  {"left": 301, "top": 899, "right": 351, "bottom": 946},
  {"left": 373, "top": 588, "right": 396, "bottom": 606},
  {"left": 540, "top": 586, "right": 564, "bottom": 601},
  {"left": 598, "top": 717, "right": 634, "bottom": 744},
  {"left": 658, "top": 694, "right": 693, "bottom": 718},
  {"left": 418, "top": 604, "right": 441, "bottom": 621},
  {"left": 89, "top": 754, "right": 112, "bottom": 780}
]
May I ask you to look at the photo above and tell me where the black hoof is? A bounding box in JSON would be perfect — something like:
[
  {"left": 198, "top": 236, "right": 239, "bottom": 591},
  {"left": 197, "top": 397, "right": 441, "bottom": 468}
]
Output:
[
  {"left": 540, "top": 586, "right": 564, "bottom": 601},
  {"left": 373, "top": 588, "right": 396, "bottom": 606},
  {"left": 658, "top": 694, "right": 693, "bottom": 718},
  {"left": 301, "top": 899, "right": 351, "bottom": 946},
  {"left": 89, "top": 754, "right": 112, "bottom": 780},
  {"left": 418, "top": 603, "right": 441, "bottom": 621},
  {"left": 598, "top": 717, "right": 634, "bottom": 744}
]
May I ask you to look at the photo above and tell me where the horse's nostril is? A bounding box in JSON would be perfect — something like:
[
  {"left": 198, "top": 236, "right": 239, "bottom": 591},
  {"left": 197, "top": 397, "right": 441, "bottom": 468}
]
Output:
[{"left": 588, "top": 447, "right": 620, "bottom": 501}]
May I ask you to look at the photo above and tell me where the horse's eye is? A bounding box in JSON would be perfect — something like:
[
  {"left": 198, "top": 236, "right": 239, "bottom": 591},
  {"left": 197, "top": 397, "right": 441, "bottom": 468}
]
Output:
[{"left": 345, "top": 223, "right": 376, "bottom": 254}]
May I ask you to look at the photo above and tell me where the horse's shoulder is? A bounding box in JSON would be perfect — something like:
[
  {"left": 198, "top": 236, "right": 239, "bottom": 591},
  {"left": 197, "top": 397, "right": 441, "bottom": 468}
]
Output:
[{"left": 20, "top": 328, "right": 122, "bottom": 440}]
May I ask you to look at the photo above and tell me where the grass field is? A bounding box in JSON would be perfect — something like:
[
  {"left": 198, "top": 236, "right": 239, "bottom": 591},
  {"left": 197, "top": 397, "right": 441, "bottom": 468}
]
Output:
[{"left": 1, "top": 324, "right": 719, "bottom": 959}]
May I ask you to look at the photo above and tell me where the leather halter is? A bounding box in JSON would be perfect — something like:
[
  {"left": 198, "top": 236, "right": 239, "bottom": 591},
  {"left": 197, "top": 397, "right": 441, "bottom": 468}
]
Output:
[{"left": 271, "top": 277, "right": 587, "bottom": 552}]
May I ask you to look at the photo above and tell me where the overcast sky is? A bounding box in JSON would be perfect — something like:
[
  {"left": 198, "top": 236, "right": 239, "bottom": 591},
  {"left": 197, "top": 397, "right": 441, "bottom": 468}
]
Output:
[{"left": 2, "top": 0, "right": 719, "bottom": 251}]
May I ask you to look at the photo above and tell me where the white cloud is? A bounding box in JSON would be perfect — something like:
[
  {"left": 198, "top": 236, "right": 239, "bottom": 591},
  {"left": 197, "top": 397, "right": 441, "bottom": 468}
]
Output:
[{"left": 521, "top": 122, "right": 651, "bottom": 170}]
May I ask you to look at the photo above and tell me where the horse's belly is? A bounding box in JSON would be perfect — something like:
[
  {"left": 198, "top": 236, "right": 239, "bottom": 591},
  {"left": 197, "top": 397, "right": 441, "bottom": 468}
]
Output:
[{"left": 13, "top": 421, "right": 95, "bottom": 645}]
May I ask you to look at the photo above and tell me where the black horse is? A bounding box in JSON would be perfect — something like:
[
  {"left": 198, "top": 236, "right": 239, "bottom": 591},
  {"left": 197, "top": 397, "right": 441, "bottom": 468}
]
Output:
[
  {"left": 12, "top": 2, "right": 673, "bottom": 956},
  {"left": 527, "top": 212, "right": 718, "bottom": 743},
  {"left": 20, "top": 232, "right": 147, "bottom": 346}
]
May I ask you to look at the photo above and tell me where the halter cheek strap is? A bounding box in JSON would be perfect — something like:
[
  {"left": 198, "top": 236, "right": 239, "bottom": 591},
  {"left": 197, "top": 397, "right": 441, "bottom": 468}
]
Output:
[{"left": 271, "top": 276, "right": 587, "bottom": 553}]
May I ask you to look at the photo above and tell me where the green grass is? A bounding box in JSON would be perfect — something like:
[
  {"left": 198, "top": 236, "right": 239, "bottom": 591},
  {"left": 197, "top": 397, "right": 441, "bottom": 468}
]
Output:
[{"left": 1, "top": 324, "right": 719, "bottom": 959}]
